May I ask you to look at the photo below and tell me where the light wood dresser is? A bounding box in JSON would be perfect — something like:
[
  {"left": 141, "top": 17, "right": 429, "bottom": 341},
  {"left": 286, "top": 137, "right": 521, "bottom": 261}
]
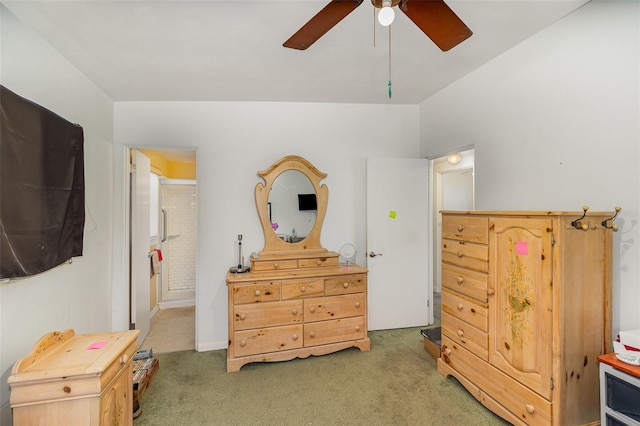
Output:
[
  {"left": 438, "top": 210, "right": 615, "bottom": 426},
  {"left": 9, "top": 329, "right": 139, "bottom": 426},
  {"left": 226, "top": 155, "right": 370, "bottom": 372},
  {"left": 226, "top": 261, "right": 369, "bottom": 372}
]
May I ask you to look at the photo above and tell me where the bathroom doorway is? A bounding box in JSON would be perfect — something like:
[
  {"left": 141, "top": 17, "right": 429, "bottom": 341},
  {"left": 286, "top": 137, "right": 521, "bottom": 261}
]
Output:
[
  {"left": 136, "top": 148, "right": 197, "bottom": 353},
  {"left": 429, "top": 148, "right": 474, "bottom": 324}
]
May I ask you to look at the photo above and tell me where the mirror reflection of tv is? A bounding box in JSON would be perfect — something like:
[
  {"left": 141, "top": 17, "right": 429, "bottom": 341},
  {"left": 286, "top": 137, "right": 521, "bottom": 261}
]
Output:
[{"left": 298, "top": 193, "right": 317, "bottom": 211}]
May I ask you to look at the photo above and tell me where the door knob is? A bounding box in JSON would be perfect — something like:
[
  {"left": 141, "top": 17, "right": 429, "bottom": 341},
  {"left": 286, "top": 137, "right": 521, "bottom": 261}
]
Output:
[{"left": 368, "top": 251, "right": 383, "bottom": 258}]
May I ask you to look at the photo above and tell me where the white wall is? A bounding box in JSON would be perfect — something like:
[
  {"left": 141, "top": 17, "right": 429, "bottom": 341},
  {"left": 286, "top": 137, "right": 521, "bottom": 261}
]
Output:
[
  {"left": 114, "top": 102, "right": 420, "bottom": 350},
  {"left": 419, "top": 1, "right": 640, "bottom": 333},
  {"left": 0, "top": 5, "right": 115, "bottom": 419}
]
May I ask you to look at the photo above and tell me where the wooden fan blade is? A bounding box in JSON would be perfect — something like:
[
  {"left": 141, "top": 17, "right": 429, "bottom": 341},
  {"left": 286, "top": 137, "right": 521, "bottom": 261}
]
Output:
[
  {"left": 283, "top": 0, "right": 364, "bottom": 50},
  {"left": 400, "top": 0, "right": 472, "bottom": 51}
]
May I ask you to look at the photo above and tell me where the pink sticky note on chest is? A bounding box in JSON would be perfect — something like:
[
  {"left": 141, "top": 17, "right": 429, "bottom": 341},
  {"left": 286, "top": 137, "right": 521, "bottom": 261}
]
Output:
[
  {"left": 87, "top": 341, "right": 108, "bottom": 350},
  {"left": 516, "top": 241, "right": 528, "bottom": 255}
]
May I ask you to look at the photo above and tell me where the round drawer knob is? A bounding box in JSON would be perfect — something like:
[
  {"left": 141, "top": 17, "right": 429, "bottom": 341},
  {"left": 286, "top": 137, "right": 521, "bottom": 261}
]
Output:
[
  {"left": 457, "top": 251, "right": 464, "bottom": 258},
  {"left": 292, "top": 309, "right": 298, "bottom": 315},
  {"left": 309, "top": 332, "right": 315, "bottom": 338},
  {"left": 343, "top": 282, "right": 350, "bottom": 289},
  {"left": 457, "top": 304, "right": 464, "bottom": 311},
  {"left": 457, "top": 224, "right": 464, "bottom": 232},
  {"left": 525, "top": 404, "right": 535, "bottom": 414},
  {"left": 120, "top": 354, "right": 128, "bottom": 365},
  {"left": 487, "top": 288, "right": 495, "bottom": 295},
  {"left": 355, "top": 302, "right": 361, "bottom": 308},
  {"left": 444, "top": 348, "right": 452, "bottom": 356},
  {"left": 316, "top": 260, "right": 322, "bottom": 266},
  {"left": 457, "top": 329, "right": 464, "bottom": 337},
  {"left": 292, "top": 334, "right": 298, "bottom": 341},
  {"left": 300, "top": 286, "right": 306, "bottom": 293},
  {"left": 255, "top": 290, "right": 261, "bottom": 297},
  {"left": 240, "top": 340, "right": 247, "bottom": 347},
  {"left": 355, "top": 326, "right": 360, "bottom": 331},
  {"left": 63, "top": 386, "right": 72, "bottom": 394},
  {"left": 273, "top": 263, "right": 279, "bottom": 269},
  {"left": 240, "top": 314, "right": 246, "bottom": 320},
  {"left": 310, "top": 307, "right": 316, "bottom": 313},
  {"left": 456, "top": 276, "right": 464, "bottom": 284}
]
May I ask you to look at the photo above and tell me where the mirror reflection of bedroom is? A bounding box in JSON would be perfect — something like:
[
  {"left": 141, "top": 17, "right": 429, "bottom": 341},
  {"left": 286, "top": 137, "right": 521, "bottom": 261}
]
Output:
[{"left": 138, "top": 148, "right": 197, "bottom": 354}]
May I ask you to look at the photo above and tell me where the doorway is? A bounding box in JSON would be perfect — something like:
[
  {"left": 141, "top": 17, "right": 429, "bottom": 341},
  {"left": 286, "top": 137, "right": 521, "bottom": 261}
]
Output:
[
  {"left": 130, "top": 148, "right": 197, "bottom": 353},
  {"left": 429, "top": 148, "right": 475, "bottom": 324}
]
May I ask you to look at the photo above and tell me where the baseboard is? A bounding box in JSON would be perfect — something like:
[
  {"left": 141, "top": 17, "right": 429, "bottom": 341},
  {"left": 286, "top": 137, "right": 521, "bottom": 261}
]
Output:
[
  {"left": 158, "top": 299, "right": 195, "bottom": 309},
  {"left": 197, "top": 340, "right": 227, "bottom": 352}
]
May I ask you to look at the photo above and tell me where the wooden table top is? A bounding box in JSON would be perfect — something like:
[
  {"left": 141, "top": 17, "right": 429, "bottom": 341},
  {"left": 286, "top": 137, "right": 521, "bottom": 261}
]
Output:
[{"left": 598, "top": 352, "right": 640, "bottom": 379}]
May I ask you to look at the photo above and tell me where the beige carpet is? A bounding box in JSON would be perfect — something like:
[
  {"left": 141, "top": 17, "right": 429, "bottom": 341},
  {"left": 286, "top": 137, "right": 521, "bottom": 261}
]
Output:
[
  {"left": 141, "top": 306, "right": 195, "bottom": 354},
  {"left": 133, "top": 326, "right": 509, "bottom": 426}
]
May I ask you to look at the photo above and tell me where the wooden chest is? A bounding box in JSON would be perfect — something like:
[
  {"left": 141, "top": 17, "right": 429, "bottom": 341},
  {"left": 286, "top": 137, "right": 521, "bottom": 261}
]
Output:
[{"left": 8, "top": 329, "right": 139, "bottom": 426}]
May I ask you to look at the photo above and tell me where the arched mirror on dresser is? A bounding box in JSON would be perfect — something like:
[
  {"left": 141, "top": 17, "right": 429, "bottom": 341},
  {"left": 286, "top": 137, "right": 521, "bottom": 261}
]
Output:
[{"left": 225, "top": 155, "right": 370, "bottom": 372}]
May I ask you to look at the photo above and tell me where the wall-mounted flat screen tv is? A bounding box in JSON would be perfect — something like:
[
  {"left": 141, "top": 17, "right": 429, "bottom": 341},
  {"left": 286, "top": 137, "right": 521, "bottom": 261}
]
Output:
[{"left": 298, "top": 193, "right": 317, "bottom": 211}]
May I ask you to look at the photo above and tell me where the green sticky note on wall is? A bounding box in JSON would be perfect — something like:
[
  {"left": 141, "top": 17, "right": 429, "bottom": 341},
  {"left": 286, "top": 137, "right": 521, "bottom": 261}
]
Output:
[{"left": 389, "top": 210, "right": 397, "bottom": 219}]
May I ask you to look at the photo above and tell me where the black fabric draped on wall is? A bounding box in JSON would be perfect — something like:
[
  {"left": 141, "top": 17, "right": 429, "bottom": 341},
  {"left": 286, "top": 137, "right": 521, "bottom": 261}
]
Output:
[{"left": 0, "top": 85, "right": 85, "bottom": 278}]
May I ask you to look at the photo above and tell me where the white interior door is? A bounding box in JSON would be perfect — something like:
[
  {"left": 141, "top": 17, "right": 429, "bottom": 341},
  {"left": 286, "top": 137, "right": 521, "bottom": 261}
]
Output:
[
  {"left": 131, "top": 149, "right": 151, "bottom": 344},
  {"left": 366, "top": 157, "right": 430, "bottom": 330}
]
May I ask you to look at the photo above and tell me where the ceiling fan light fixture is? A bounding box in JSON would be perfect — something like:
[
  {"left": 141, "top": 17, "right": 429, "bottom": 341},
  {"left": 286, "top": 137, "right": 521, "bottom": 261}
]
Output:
[{"left": 377, "top": 1, "right": 394, "bottom": 26}]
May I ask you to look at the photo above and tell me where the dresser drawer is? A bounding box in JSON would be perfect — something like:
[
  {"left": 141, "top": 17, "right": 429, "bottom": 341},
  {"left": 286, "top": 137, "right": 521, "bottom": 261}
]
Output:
[
  {"left": 251, "top": 259, "right": 298, "bottom": 272},
  {"left": 441, "top": 336, "right": 551, "bottom": 426},
  {"left": 442, "top": 239, "right": 489, "bottom": 272},
  {"left": 282, "top": 279, "right": 324, "bottom": 299},
  {"left": 299, "top": 256, "right": 339, "bottom": 269},
  {"left": 304, "top": 316, "right": 365, "bottom": 347},
  {"left": 233, "top": 324, "right": 304, "bottom": 357},
  {"left": 441, "top": 263, "right": 488, "bottom": 302},
  {"left": 325, "top": 274, "right": 366, "bottom": 295},
  {"left": 442, "top": 215, "right": 489, "bottom": 243},
  {"left": 233, "top": 282, "right": 281, "bottom": 304},
  {"left": 441, "top": 290, "right": 487, "bottom": 332},
  {"left": 442, "top": 311, "right": 488, "bottom": 360},
  {"left": 304, "top": 293, "right": 365, "bottom": 322},
  {"left": 233, "top": 300, "right": 303, "bottom": 330}
]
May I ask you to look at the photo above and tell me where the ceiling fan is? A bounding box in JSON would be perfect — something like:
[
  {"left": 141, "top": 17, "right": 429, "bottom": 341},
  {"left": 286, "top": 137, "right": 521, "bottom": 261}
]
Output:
[{"left": 283, "top": 0, "right": 472, "bottom": 52}]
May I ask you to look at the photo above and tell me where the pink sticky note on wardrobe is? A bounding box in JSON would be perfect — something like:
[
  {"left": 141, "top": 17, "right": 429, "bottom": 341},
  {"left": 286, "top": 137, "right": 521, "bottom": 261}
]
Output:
[
  {"left": 87, "top": 341, "right": 108, "bottom": 350},
  {"left": 516, "top": 241, "right": 528, "bottom": 255}
]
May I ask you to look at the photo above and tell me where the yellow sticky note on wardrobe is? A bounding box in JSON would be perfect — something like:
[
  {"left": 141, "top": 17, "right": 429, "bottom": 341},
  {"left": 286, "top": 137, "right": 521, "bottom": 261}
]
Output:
[{"left": 389, "top": 210, "right": 397, "bottom": 219}]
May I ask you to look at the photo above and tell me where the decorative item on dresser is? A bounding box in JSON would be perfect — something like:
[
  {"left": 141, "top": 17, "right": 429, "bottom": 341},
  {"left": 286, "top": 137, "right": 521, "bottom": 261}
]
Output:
[
  {"left": 437, "top": 209, "right": 617, "bottom": 426},
  {"left": 226, "top": 155, "right": 370, "bottom": 372},
  {"left": 8, "top": 329, "right": 140, "bottom": 425}
]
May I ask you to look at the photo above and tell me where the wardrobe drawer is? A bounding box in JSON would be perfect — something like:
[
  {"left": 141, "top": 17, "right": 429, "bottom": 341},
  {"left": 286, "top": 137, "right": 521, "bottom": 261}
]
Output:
[
  {"left": 281, "top": 279, "right": 324, "bottom": 299},
  {"left": 441, "top": 263, "right": 488, "bottom": 303},
  {"left": 233, "top": 324, "right": 304, "bottom": 357},
  {"left": 233, "top": 282, "right": 280, "bottom": 304},
  {"left": 442, "top": 311, "right": 488, "bottom": 361},
  {"left": 233, "top": 300, "right": 303, "bottom": 330},
  {"left": 304, "top": 316, "right": 365, "bottom": 347},
  {"left": 441, "top": 336, "right": 551, "bottom": 426},
  {"left": 441, "top": 290, "right": 488, "bottom": 332},
  {"left": 324, "top": 274, "right": 366, "bottom": 295},
  {"left": 442, "top": 215, "right": 489, "bottom": 244},
  {"left": 442, "top": 239, "right": 489, "bottom": 272},
  {"left": 304, "top": 293, "right": 365, "bottom": 322}
]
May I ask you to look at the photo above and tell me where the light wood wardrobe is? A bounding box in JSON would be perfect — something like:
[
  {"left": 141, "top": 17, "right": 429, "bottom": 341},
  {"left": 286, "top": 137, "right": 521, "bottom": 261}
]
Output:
[{"left": 438, "top": 210, "right": 616, "bottom": 426}]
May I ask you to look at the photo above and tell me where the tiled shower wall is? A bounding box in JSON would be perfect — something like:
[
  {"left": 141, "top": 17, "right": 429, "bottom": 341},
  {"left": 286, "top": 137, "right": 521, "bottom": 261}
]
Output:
[{"left": 161, "top": 183, "right": 196, "bottom": 292}]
